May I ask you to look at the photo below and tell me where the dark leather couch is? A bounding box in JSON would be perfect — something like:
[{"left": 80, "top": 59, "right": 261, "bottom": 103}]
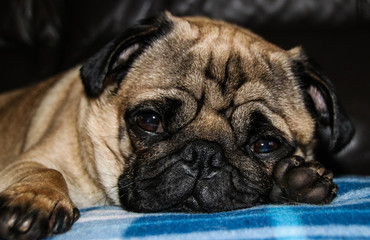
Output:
[{"left": 1, "top": 0, "right": 369, "bottom": 174}]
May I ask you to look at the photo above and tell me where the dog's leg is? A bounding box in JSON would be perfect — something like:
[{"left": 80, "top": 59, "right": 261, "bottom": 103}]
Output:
[
  {"left": 0, "top": 161, "right": 79, "bottom": 240},
  {"left": 269, "top": 156, "right": 337, "bottom": 204}
]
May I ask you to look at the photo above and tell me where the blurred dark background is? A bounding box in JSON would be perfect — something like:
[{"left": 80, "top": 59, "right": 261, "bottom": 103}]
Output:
[{"left": 0, "top": 0, "right": 369, "bottom": 174}]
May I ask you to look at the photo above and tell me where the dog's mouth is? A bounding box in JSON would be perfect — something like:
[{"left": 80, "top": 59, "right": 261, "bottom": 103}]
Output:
[
  {"left": 118, "top": 141, "right": 270, "bottom": 213},
  {"left": 118, "top": 165, "right": 268, "bottom": 213},
  {"left": 163, "top": 177, "right": 268, "bottom": 213}
]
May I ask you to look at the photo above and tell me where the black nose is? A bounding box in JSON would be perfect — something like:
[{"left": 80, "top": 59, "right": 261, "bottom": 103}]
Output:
[{"left": 180, "top": 140, "right": 226, "bottom": 178}]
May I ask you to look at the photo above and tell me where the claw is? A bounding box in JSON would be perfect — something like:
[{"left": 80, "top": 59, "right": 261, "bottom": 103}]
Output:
[
  {"left": 317, "top": 167, "right": 325, "bottom": 176},
  {"left": 324, "top": 171, "right": 333, "bottom": 180},
  {"left": 7, "top": 214, "right": 17, "bottom": 228},
  {"left": 73, "top": 208, "right": 80, "bottom": 223},
  {"left": 292, "top": 157, "right": 301, "bottom": 166},
  {"left": 17, "top": 217, "right": 33, "bottom": 233}
]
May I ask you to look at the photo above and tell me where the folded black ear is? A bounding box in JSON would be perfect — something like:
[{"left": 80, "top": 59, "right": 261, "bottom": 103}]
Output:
[
  {"left": 80, "top": 12, "right": 174, "bottom": 97},
  {"left": 289, "top": 47, "right": 355, "bottom": 153}
]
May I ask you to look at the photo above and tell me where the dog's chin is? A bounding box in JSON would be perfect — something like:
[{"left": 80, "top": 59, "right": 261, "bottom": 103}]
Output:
[{"left": 117, "top": 155, "right": 269, "bottom": 213}]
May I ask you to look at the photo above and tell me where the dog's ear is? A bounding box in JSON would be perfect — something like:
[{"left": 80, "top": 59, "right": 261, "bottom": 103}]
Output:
[
  {"left": 289, "top": 47, "right": 355, "bottom": 153},
  {"left": 80, "top": 12, "right": 174, "bottom": 97}
]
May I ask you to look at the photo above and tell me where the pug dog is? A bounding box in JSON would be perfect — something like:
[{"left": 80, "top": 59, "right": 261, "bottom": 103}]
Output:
[{"left": 0, "top": 12, "right": 354, "bottom": 240}]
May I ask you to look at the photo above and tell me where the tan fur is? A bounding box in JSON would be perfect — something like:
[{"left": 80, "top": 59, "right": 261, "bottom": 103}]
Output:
[
  {"left": 0, "top": 67, "right": 107, "bottom": 207},
  {"left": 0, "top": 13, "right": 321, "bottom": 238},
  {"left": 0, "top": 13, "right": 315, "bottom": 204}
]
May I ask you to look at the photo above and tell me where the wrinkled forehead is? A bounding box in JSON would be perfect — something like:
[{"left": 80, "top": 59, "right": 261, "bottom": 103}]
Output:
[
  {"left": 170, "top": 17, "right": 301, "bottom": 107},
  {"left": 124, "top": 16, "right": 297, "bottom": 98},
  {"left": 119, "top": 16, "right": 313, "bottom": 144}
]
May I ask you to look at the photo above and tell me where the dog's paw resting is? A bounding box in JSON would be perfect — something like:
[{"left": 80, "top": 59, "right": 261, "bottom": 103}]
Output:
[
  {"left": 269, "top": 156, "right": 337, "bottom": 204},
  {"left": 0, "top": 185, "right": 80, "bottom": 240}
]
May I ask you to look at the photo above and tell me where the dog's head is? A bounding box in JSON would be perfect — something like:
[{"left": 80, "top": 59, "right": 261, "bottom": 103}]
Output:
[{"left": 80, "top": 12, "right": 354, "bottom": 212}]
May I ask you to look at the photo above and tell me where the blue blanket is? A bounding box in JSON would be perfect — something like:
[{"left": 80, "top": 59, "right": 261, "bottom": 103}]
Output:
[{"left": 49, "top": 176, "right": 370, "bottom": 240}]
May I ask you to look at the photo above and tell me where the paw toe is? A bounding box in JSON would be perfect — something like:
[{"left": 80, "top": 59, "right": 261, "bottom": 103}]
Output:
[
  {"left": 304, "top": 181, "right": 337, "bottom": 204},
  {"left": 273, "top": 156, "right": 305, "bottom": 184},
  {"left": 51, "top": 206, "right": 79, "bottom": 234}
]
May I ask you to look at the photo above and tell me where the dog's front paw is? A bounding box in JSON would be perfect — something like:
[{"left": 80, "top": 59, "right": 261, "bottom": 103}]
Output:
[
  {"left": 269, "top": 156, "right": 337, "bottom": 204},
  {"left": 0, "top": 185, "right": 80, "bottom": 240}
]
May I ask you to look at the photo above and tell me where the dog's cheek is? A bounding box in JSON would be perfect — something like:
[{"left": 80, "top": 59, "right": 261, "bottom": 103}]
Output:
[{"left": 81, "top": 98, "right": 126, "bottom": 205}]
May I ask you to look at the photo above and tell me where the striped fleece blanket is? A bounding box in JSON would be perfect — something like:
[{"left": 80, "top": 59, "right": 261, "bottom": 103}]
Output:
[{"left": 48, "top": 176, "right": 370, "bottom": 240}]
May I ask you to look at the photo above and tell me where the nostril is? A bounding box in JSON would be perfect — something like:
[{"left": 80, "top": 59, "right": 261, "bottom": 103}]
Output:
[
  {"left": 210, "top": 152, "right": 225, "bottom": 168},
  {"left": 181, "top": 144, "right": 197, "bottom": 162}
]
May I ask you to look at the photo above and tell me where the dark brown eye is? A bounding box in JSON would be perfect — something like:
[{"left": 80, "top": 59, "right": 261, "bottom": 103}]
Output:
[
  {"left": 250, "top": 138, "right": 280, "bottom": 154},
  {"left": 136, "top": 112, "right": 164, "bottom": 133}
]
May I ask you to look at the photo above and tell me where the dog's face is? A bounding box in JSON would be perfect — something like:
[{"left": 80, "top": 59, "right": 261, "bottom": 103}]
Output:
[{"left": 80, "top": 13, "right": 353, "bottom": 212}]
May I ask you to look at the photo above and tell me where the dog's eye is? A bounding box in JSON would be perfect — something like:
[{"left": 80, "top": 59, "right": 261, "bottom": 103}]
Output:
[
  {"left": 136, "top": 111, "right": 164, "bottom": 133},
  {"left": 250, "top": 138, "right": 280, "bottom": 154}
]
